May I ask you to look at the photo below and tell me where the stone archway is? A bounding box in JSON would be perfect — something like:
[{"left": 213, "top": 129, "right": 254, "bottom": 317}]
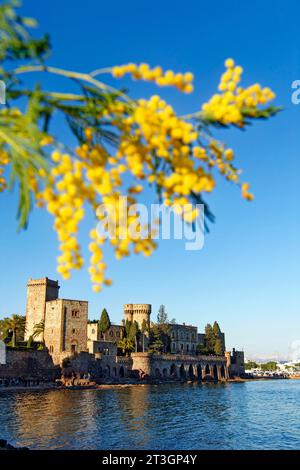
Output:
[
  {"left": 162, "top": 368, "right": 168, "bottom": 378},
  {"left": 155, "top": 368, "right": 161, "bottom": 378},
  {"left": 221, "top": 365, "right": 225, "bottom": 379},
  {"left": 197, "top": 364, "right": 202, "bottom": 380},
  {"left": 205, "top": 364, "right": 210, "bottom": 376},
  {"left": 213, "top": 364, "right": 218, "bottom": 380},
  {"left": 104, "top": 365, "right": 110, "bottom": 377},
  {"left": 119, "top": 366, "right": 125, "bottom": 378},
  {"left": 179, "top": 364, "right": 186, "bottom": 379},
  {"left": 170, "top": 364, "right": 177, "bottom": 378},
  {"left": 188, "top": 364, "right": 194, "bottom": 380},
  {"left": 113, "top": 367, "right": 117, "bottom": 377}
]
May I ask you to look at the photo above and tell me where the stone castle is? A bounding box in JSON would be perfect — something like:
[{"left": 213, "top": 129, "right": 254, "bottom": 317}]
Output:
[{"left": 22, "top": 276, "right": 245, "bottom": 381}]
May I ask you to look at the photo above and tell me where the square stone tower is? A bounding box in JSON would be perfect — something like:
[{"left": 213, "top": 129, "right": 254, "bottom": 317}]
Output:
[
  {"left": 44, "top": 299, "right": 88, "bottom": 364},
  {"left": 25, "top": 278, "right": 60, "bottom": 341}
]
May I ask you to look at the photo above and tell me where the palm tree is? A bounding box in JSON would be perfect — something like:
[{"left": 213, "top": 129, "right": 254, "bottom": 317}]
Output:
[
  {"left": 118, "top": 337, "right": 135, "bottom": 356},
  {"left": 32, "top": 320, "right": 45, "bottom": 341},
  {"left": 2, "top": 314, "right": 26, "bottom": 347}
]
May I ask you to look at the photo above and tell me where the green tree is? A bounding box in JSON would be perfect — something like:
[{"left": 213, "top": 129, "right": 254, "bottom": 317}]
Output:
[
  {"left": 141, "top": 319, "right": 148, "bottom": 352},
  {"left": 149, "top": 324, "right": 164, "bottom": 354},
  {"left": 204, "top": 321, "right": 224, "bottom": 354},
  {"left": 214, "top": 339, "right": 223, "bottom": 355},
  {"left": 118, "top": 337, "right": 135, "bottom": 356},
  {"left": 196, "top": 344, "right": 210, "bottom": 355},
  {"left": 204, "top": 323, "right": 215, "bottom": 353},
  {"left": 1, "top": 314, "right": 26, "bottom": 347},
  {"left": 245, "top": 361, "right": 259, "bottom": 369},
  {"left": 149, "top": 322, "right": 171, "bottom": 354},
  {"left": 129, "top": 321, "right": 139, "bottom": 352},
  {"left": 260, "top": 361, "right": 277, "bottom": 371},
  {"left": 0, "top": 319, "right": 8, "bottom": 341},
  {"left": 212, "top": 321, "right": 221, "bottom": 336},
  {"left": 98, "top": 308, "right": 111, "bottom": 335},
  {"left": 26, "top": 335, "right": 34, "bottom": 349},
  {"left": 157, "top": 305, "right": 168, "bottom": 324}
]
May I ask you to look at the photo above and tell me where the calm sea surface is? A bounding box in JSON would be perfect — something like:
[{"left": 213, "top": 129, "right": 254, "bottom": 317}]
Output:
[{"left": 1, "top": 380, "right": 300, "bottom": 450}]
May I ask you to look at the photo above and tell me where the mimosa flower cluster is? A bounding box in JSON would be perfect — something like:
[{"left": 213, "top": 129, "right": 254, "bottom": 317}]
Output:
[
  {"left": 0, "top": 59, "right": 276, "bottom": 290},
  {"left": 112, "top": 63, "right": 194, "bottom": 93},
  {"left": 202, "top": 58, "right": 275, "bottom": 126}
]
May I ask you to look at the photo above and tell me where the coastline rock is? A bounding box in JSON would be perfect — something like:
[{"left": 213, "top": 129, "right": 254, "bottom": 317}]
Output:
[{"left": 0, "top": 439, "right": 29, "bottom": 451}]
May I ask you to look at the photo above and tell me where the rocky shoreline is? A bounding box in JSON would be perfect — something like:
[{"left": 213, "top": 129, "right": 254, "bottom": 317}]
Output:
[
  {"left": 1, "top": 375, "right": 296, "bottom": 393},
  {"left": 0, "top": 439, "right": 28, "bottom": 451}
]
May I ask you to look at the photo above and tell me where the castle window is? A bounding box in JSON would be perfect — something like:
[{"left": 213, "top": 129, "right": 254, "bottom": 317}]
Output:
[
  {"left": 92, "top": 329, "right": 95, "bottom": 335},
  {"left": 110, "top": 331, "right": 113, "bottom": 337},
  {"left": 49, "top": 345, "right": 54, "bottom": 353},
  {"left": 71, "top": 310, "right": 79, "bottom": 318},
  {"left": 116, "top": 331, "right": 120, "bottom": 337},
  {"left": 72, "top": 328, "right": 78, "bottom": 334}
]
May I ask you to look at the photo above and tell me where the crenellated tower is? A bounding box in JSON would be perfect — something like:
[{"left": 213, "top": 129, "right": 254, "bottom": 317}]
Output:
[{"left": 124, "top": 304, "right": 151, "bottom": 331}]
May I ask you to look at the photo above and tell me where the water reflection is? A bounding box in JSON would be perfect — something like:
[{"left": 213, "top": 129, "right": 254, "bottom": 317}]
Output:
[{"left": 1, "top": 381, "right": 300, "bottom": 449}]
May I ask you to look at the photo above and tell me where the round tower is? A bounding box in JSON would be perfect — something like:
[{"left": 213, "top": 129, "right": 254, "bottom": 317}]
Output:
[{"left": 123, "top": 304, "right": 151, "bottom": 331}]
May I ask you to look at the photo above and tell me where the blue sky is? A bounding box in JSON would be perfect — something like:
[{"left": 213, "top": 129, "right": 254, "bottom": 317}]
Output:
[{"left": 0, "top": 0, "right": 299, "bottom": 359}]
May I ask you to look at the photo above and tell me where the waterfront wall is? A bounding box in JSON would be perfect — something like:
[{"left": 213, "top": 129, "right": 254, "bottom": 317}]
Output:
[
  {"left": 131, "top": 353, "right": 229, "bottom": 380},
  {"left": 0, "top": 348, "right": 132, "bottom": 382},
  {"left": 62, "top": 352, "right": 131, "bottom": 380},
  {"left": 0, "top": 349, "right": 60, "bottom": 380}
]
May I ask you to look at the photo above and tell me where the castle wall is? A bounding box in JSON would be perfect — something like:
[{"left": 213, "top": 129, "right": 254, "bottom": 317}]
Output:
[
  {"left": 131, "top": 353, "right": 229, "bottom": 381},
  {"left": 62, "top": 352, "right": 131, "bottom": 380},
  {"left": 87, "top": 340, "right": 117, "bottom": 356},
  {"left": 0, "top": 349, "right": 59, "bottom": 380}
]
